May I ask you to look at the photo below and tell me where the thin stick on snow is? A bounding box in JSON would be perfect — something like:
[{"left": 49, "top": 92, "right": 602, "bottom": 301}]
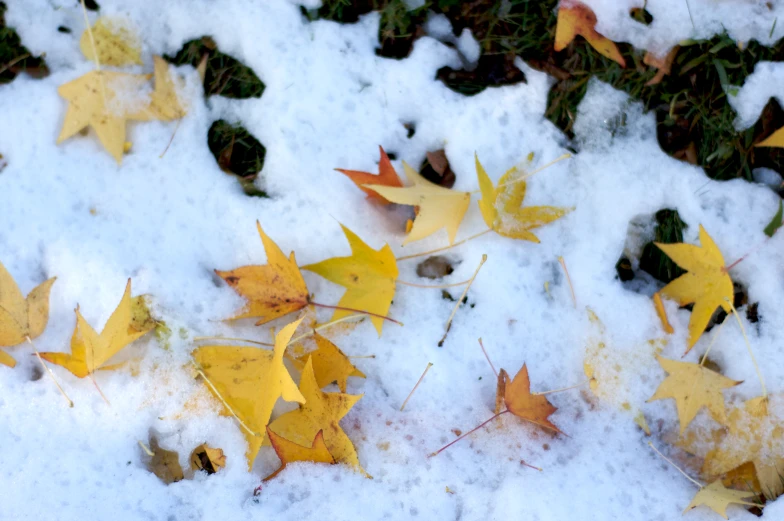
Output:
[
  {"left": 400, "top": 362, "right": 433, "bottom": 411},
  {"left": 438, "top": 254, "right": 487, "bottom": 347},
  {"left": 25, "top": 336, "right": 73, "bottom": 407}
]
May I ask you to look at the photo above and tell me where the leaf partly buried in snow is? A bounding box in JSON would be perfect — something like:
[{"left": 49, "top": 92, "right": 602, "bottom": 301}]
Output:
[
  {"left": 647, "top": 355, "right": 740, "bottom": 434},
  {"left": 80, "top": 16, "right": 143, "bottom": 66},
  {"left": 216, "top": 221, "right": 309, "bottom": 326},
  {"left": 290, "top": 333, "right": 365, "bottom": 392},
  {"left": 655, "top": 225, "right": 733, "bottom": 351},
  {"left": 499, "top": 364, "right": 562, "bottom": 434},
  {"left": 128, "top": 56, "right": 186, "bottom": 121},
  {"left": 56, "top": 70, "right": 150, "bottom": 163},
  {"left": 684, "top": 480, "right": 758, "bottom": 519},
  {"left": 476, "top": 155, "right": 570, "bottom": 243},
  {"left": 365, "top": 162, "right": 470, "bottom": 245},
  {"left": 303, "top": 224, "right": 398, "bottom": 336},
  {"left": 146, "top": 435, "right": 184, "bottom": 484},
  {"left": 336, "top": 146, "right": 403, "bottom": 204},
  {"left": 264, "top": 428, "right": 336, "bottom": 481},
  {"left": 764, "top": 200, "right": 783, "bottom": 237},
  {"left": 0, "top": 261, "right": 56, "bottom": 367},
  {"left": 190, "top": 443, "right": 226, "bottom": 474},
  {"left": 703, "top": 395, "right": 784, "bottom": 500},
  {"left": 40, "top": 279, "right": 152, "bottom": 378},
  {"left": 554, "top": 1, "right": 625, "bottom": 67},
  {"left": 192, "top": 318, "right": 306, "bottom": 469},
  {"left": 267, "top": 357, "right": 364, "bottom": 473}
]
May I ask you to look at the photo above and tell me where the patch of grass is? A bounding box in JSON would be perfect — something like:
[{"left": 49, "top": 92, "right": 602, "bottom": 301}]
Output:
[
  {"left": 0, "top": 2, "right": 48, "bottom": 84},
  {"left": 165, "top": 37, "right": 265, "bottom": 99},
  {"left": 207, "top": 120, "right": 268, "bottom": 197}
]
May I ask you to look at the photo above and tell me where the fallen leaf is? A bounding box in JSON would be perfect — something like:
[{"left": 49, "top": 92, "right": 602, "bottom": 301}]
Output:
[
  {"left": 0, "top": 261, "right": 56, "bottom": 366},
  {"left": 80, "top": 16, "right": 142, "bottom": 66},
  {"left": 554, "top": 1, "right": 625, "bottom": 67},
  {"left": 365, "top": 162, "right": 470, "bottom": 244},
  {"left": 264, "top": 428, "right": 335, "bottom": 481},
  {"left": 684, "top": 480, "right": 758, "bottom": 519},
  {"left": 644, "top": 47, "right": 678, "bottom": 86},
  {"left": 40, "top": 279, "right": 152, "bottom": 377},
  {"left": 267, "top": 357, "right": 364, "bottom": 472},
  {"left": 652, "top": 292, "right": 674, "bottom": 334},
  {"left": 191, "top": 318, "right": 306, "bottom": 469},
  {"left": 190, "top": 443, "right": 226, "bottom": 474},
  {"left": 476, "top": 155, "right": 570, "bottom": 242},
  {"left": 56, "top": 70, "right": 151, "bottom": 163},
  {"left": 216, "top": 221, "right": 309, "bottom": 325},
  {"left": 764, "top": 200, "right": 783, "bottom": 237},
  {"left": 336, "top": 146, "right": 403, "bottom": 203},
  {"left": 303, "top": 224, "right": 397, "bottom": 336},
  {"left": 655, "top": 225, "right": 733, "bottom": 352},
  {"left": 128, "top": 56, "right": 186, "bottom": 121},
  {"left": 499, "top": 364, "right": 561, "bottom": 434},
  {"left": 648, "top": 355, "right": 741, "bottom": 434},
  {"left": 704, "top": 395, "right": 784, "bottom": 500},
  {"left": 290, "top": 333, "right": 365, "bottom": 392},
  {"left": 146, "top": 435, "right": 184, "bottom": 484}
]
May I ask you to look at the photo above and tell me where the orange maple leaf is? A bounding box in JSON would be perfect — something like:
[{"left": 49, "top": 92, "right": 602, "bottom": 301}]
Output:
[
  {"left": 554, "top": 1, "right": 625, "bottom": 67},
  {"left": 499, "top": 364, "right": 562, "bottom": 434},
  {"left": 335, "top": 146, "right": 403, "bottom": 204},
  {"left": 215, "top": 221, "right": 309, "bottom": 325},
  {"left": 264, "top": 428, "right": 336, "bottom": 481}
]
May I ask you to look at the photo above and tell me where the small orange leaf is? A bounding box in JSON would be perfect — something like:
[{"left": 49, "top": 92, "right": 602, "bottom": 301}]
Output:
[
  {"left": 501, "top": 365, "right": 562, "bottom": 434},
  {"left": 336, "top": 146, "right": 403, "bottom": 204},
  {"left": 644, "top": 47, "right": 678, "bottom": 86},
  {"left": 554, "top": 1, "right": 625, "bottom": 67},
  {"left": 264, "top": 428, "right": 336, "bottom": 481}
]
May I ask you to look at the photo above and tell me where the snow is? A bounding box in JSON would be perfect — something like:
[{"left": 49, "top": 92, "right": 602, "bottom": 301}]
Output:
[{"left": 0, "top": 1, "right": 782, "bottom": 520}]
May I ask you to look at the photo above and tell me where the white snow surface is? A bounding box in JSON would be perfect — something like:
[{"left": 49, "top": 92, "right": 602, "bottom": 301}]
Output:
[{"left": 0, "top": 1, "right": 782, "bottom": 520}]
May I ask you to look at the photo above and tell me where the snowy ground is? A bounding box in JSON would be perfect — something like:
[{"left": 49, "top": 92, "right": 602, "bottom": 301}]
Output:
[{"left": 1, "top": 1, "right": 784, "bottom": 520}]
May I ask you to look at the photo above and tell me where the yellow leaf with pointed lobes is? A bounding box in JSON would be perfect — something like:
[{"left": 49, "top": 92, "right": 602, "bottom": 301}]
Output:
[
  {"left": 365, "top": 162, "right": 470, "bottom": 245},
  {"left": 291, "top": 333, "right": 365, "bottom": 392},
  {"left": 684, "top": 480, "right": 758, "bottom": 519},
  {"left": 0, "top": 261, "right": 56, "bottom": 362},
  {"left": 303, "top": 224, "right": 397, "bottom": 336},
  {"left": 40, "top": 279, "right": 151, "bottom": 377},
  {"left": 267, "top": 357, "right": 365, "bottom": 474},
  {"left": 191, "top": 318, "right": 306, "bottom": 469},
  {"left": 655, "top": 225, "right": 733, "bottom": 352}
]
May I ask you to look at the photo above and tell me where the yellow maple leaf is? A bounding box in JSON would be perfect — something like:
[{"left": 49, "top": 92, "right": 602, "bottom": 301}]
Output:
[
  {"left": 216, "top": 221, "right": 309, "bottom": 325},
  {"left": 684, "top": 480, "right": 758, "bottom": 519},
  {"left": 476, "top": 155, "right": 570, "bottom": 242},
  {"left": 704, "top": 395, "right": 784, "bottom": 500},
  {"left": 0, "top": 261, "right": 56, "bottom": 367},
  {"left": 648, "top": 355, "right": 740, "bottom": 435},
  {"left": 365, "top": 162, "right": 470, "bottom": 245},
  {"left": 655, "top": 225, "right": 733, "bottom": 352},
  {"left": 264, "top": 428, "right": 336, "bottom": 481},
  {"left": 756, "top": 127, "right": 784, "bottom": 148},
  {"left": 554, "top": 1, "right": 625, "bottom": 67},
  {"left": 128, "top": 56, "right": 186, "bottom": 121},
  {"left": 80, "top": 16, "right": 143, "bottom": 66},
  {"left": 290, "top": 333, "right": 365, "bottom": 392},
  {"left": 191, "top": 318, "right": 306, "bottom": 469},
  {"left": 267, "top": 357, "right": 364, "bottom": 472},
  {"left": 303, "top": 224, "right": 397, "bottom": 336},
  {"left": 40, "top": 279, "right": 152, "bottom": 377},
  {"left": 56, "top": 70, "right": 151, "bottom": 163}
]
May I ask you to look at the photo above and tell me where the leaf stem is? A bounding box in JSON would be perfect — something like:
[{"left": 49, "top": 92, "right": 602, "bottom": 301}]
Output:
[
  {"left": 469, "top": 153, "right": 572, "bottom": 194},
  {"left": 396, "top": 230, "right": 491, "bottom": 261},
  {"left": 535, "top": 380, "right": 590, "bottom": 396},
  {"left": 478, "top": 338, "right": 498, "bottom": 378},
  {"left": 726, "top": 298, "right": 766, "bottom": 398},
  {"left": 191, "top": 360, "right": 260, "bottom": 438},
  {"left": 647, "top": 441, "right": 702, "bottom": 488},
  {"left": 309, "top": 301, "right": 402, "bottom": 326},
  {"left": 699, "top": 319, "right": 726, "bottom": 365},
  {"left": 400, "top": 362, "right": 433, "bottom": 411},
  {"left": 429, "top": 410, "right": 508, "bottom": 457},
  {"left": 397, "top": 278, "right": 473, "bottom": 289},
  {"left": 438, "top": 254, "right": 487, "bottom": 347},
  {"left": 558, "top": 256, "right": 576, "bottom": 307},
  {"left": 25, "top": 336, "right": 74, "bottom": 408}
]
